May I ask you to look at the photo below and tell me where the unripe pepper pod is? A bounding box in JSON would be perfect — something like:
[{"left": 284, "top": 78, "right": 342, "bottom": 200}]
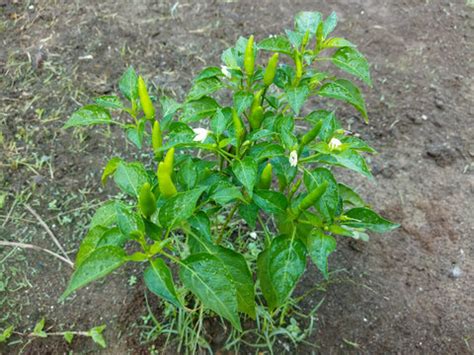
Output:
[
  {"left": 138, "top": 182, "right": 157, "bottom": 218},
  {"left": 249, "top": 106, "right": 264, "bottom": 130},
  {"left": 138, "top": 76, "right": 155, "bottom": 120},
  {"left": 244, "top": 35, "right": 255, "bottom": 79},
  {"left": 300, "top": 120, "right": 323, "bottom": 152},
  {"left": 232, "top": 109, "right": 246, "bottom": 144},
  {"left": 294, "top": 181, "right": 328, "bottom": 215},
  {"left": 263, "top": 53, "right": 279, "bottom": 87},
  {"left": 250, "top": 89, "right": 264, "bottom": 116},
  {"left": 162, "top": 147, "right": 175, "bottom": 176},
  {"left": 157, "top": 162, "right": 177, "bottom": 198},
  {"left": 294, "top": 51, "right": 303, "bottom": 81},
  {"left": 301, "top": 30, "right": 310, "bottom": 49},
  {"left": 259, "top": 163, "right": 273, "bottom": 189},
  {"left": 152, "top": 120, "right": 163, "bottom": 157}
]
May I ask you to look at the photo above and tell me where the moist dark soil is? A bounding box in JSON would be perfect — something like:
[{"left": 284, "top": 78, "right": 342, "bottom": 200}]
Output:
[{"left": 1, "top": 0, "right": 473, "bottom": 354}]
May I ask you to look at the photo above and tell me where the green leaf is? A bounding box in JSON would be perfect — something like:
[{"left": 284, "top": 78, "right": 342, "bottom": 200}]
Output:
[
  {"left": 181, "top": 96, "right": 219, "bottom": 123},
  {"left": 187, "top": 77, "right": 223, "bottom": 101},
  {"left": 96, "top": 227, "right": 128, "bottom": 248},
  {"left": 253, "top": 190, "right": 288, "bottom": 214},
  {"left": 318, "top": 79, "right": 367, "bottom": 122},
  {"left": 285, "top": 30, "right": 305, "bottom": 49},
  {"left": 188, "top": 212, "right": 212, "bottom": 248},
  {"left": 332, "top": 47, "right": 371, "bottom": 86},
  {"left": 248, "top": 143, "right": 285, "bottom": 162},
  {"left": 221, "top": 47, "right": 240, "bottom": 69},
  {"left": 306, "top": 229, "right": 336, "bottom": 279},
  {"left": 315, "top": 150, "right": 372, "bottom": 178},
  {"left": 95, "top": 95, "right": 124, "bottom": 110},
  {"left": 213, "top": 247, "right": 256, "bottom": 319},
  {"left": 64, "top": 105, "right": 112, "bottom": 128},
  {"left": 158, "top": 188, "right": 204, "bottom": 228},
  {"left": 257, "top": 235, "right": 306, "bottom": 310},
  {"left": 232, "top": 157, "right": 258, "bottom": 197},
  {"left": 119, "top": 66, "right": 138, "bottom": 101},
  {"left": 238, "top": 202, "right": 258, "bottom": 229},
  {"left": 0, "top": 325, "right": 14, "bottom": 343},
  {"left": 61, "top": 246, "right": 126, "bottom": 300},
  {"left": 195, "top": 66, "right": 223, "bottom": 81},
  {"left": 115, "top": 203, "right": 145, "bottom": 236},
  {"left": 210, "top": 181, "right": 244, "bottom": 205},
  {"left": 303, "top": 168, "right": 339, "bottom": 222},
  {"left": 258, "top": 36, "right": 293, "bottom": 55},
  {"left": 160, "top": 96, "right": 181, "bottom": 124},
  {"left": 179, "top": 253, "right": 241, "bottom": 331},
  {"left": 33, "top": 318, "right": 47, "bottom": 338},
  {"left": 101, "top": 157, "right": 121, "bottom": 186},
  {"left": 322, "top": 12, "right": 338, "bottom": 39},
  {"left": 144, "top": 258, "right": 181, "bottom": 308},
  {"left": 166, "top": 122, "right": 195, "bottom": 147},
  {"left": 88, "top": 325, "right": 107, "bottom": 348},
  {"left": 90, "top": 201, "right": 121, "bottom": 228},
  {"left": 177, "top": 157, "right": 198, "bottom": 189},
  {"left": 63, "top": 331, "right": 74, "bottom": 344},
  {"left": 343, "top": 208, "right": 399, "bottom": 233},
  {"left": 211, "top": 108, "right": 231, "bottom": 135},
  {"left": 187, "top": 233, "right": 256, "bottom": 319},
  {"left": 113, "top": 161, "right": 149, "bottom": 197},
  {"left": 126, "top": 120, "right": 145, "bottom": 149},
  {"left": 295, "top": 11, "right": 322, "bottom": 35},
  {"left": 75, "top": 225, "right": 108, "bottom": 267},
  {"left": 233, "top": 91, "right": 253, "bottom": 115},
  {"left": 286, "top": 84, "right": 309, "bottom": 115},
  {"left": 338, "top": 183, "right": 366, "bottom": 207},
  {"left": 323, "top": 37, "right": 356, "bottom": 48},
  {"left": 342, "top": 136, "right": 376, "bottom": 153}
]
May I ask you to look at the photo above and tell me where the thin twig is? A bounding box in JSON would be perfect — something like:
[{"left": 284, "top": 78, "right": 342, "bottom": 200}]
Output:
[
  {"left": 0, "top": 241, "right": 74, "bottom": 267},
  {"left": 1, "top": 197, "right": 17, "bottom": 227},
  {"left": 24, "top": 203, "right": 73, "bottom": 264}
]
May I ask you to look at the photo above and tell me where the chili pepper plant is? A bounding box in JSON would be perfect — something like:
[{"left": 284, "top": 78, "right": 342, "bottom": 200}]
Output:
[{"left": 62, "top": 11, "right": 398, "bottom": 338}]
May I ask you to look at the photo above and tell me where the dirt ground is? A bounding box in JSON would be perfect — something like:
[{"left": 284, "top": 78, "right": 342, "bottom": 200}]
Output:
[{"left": 1, "top": 0, "right": 473, "bottom": 353}]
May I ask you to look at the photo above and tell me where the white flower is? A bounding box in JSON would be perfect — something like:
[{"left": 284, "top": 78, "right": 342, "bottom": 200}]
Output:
[
  {"left": 221, "top": 65, "right": 231, "bottom": 79},
  {"left": 192, "top": 128, "right": 209, "bottom": 143},
  {"left": 289, "top": 150, "right": 298, "bottom": 167},
  {"left": 249, "top": 232, "right": 257, "bottom": 240},
  {"left": 328, "top": 137, "right": 342, "bottom": 151}
]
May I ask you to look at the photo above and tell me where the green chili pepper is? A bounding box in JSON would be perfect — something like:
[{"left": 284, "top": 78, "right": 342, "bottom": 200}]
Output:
[
  {"left": 138, "top": 76, "right": 155, "bottom": 120},
  {"left": 249, "top": 106, "right": 264, "bottom": 130},
  {"left": 293, "top": 181, "right": 328, "bottom": 215},
  {"left": 152, "top": 120, "right": 162, "bottom": 157},
  {"left": 299, "top": 120, "right": 323, "bottom": 153},
  {"left": 301, "top": 30, "right": 310, "bottom": 50},
  {"left": 259, "top": 163, "right": 273, "bottom": 189},
  {"left": 295, "top": 51, "right": 303, "bottom": 81},
  {"left": 244, "top": 35, "right": 255, "bottom": 79},
  {"left": 232, "top": 109, "right": 246, "bottom": 144},
  {"left": 162, "top": 147, "right": 175, "bottom": 176},
  {"left": 250, "top": 89, "right": 264, "bottom": 115},
  {"left": 263, "top": 53, "right": 279, "bottom": 87},
  {"left": 138, "top": 182, "right": 157, "bottom": 218},
  {"left": 157, "top": 162, "right": 177, "bottom": 198}
]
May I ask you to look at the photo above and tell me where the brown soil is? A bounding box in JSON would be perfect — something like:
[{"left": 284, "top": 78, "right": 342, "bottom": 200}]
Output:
[{"left": 1, "top": 0, "right": 473, "bottom": 354}]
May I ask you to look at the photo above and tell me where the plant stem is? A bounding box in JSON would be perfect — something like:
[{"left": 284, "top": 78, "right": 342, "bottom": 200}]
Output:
[
  {"left": 257, "top": 214, "right": 271, "bottom": 247},
  {"left": 216, "top": 203, "right": 239, "bottom": 244}
]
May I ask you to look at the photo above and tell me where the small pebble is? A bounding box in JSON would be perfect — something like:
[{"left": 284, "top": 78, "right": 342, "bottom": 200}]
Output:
[{"left": 449, "top": 266, "right": 462, "bottom": 279}]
